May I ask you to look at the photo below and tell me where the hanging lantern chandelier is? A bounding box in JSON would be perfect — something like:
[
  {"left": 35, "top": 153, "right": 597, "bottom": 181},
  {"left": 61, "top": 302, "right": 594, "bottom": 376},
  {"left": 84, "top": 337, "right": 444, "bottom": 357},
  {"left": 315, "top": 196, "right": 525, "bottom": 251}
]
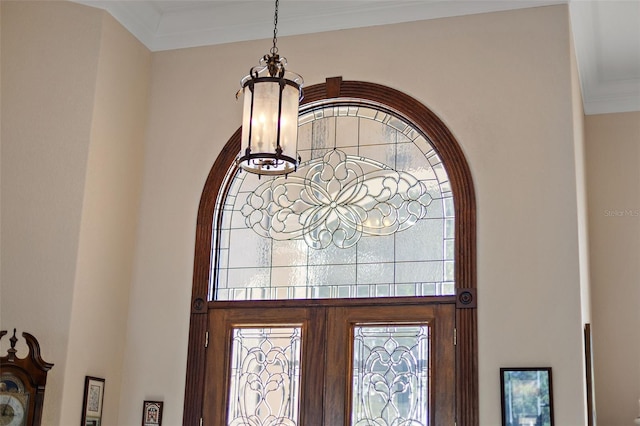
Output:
[{"left": 236, "top": 0, "right": 303, "bottom": 176}]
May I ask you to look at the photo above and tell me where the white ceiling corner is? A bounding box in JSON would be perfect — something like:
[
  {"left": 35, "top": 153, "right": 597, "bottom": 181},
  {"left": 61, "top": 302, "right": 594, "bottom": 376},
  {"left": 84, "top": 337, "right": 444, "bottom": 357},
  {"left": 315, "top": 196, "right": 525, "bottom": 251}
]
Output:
[
  {"left": 570, "top": 0, "right": 640, "bottom": 114},
  {"left": 73, "top": 0, "right": 640, "bottom": 115}
]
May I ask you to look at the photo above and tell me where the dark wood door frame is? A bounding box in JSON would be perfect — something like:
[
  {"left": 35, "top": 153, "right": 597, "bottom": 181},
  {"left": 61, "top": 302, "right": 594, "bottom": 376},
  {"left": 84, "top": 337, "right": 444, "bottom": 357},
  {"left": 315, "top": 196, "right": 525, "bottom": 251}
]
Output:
[{"left": 183, "top": 77, "right": 477, "bottom": 425}]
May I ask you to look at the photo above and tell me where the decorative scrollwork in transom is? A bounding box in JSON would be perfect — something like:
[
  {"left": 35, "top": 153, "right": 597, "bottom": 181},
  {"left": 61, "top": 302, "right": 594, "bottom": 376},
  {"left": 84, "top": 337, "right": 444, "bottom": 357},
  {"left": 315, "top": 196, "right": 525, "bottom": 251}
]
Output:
[{"left": 241, "top": 149, "right": 433, "bottom": 249}]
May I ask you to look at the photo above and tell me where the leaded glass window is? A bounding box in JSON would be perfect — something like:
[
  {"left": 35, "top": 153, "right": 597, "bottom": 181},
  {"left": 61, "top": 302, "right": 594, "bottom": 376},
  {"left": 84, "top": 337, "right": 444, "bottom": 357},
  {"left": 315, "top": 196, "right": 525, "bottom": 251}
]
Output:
[
  {"left": 352, "top": 324, "right": 431, "bottom": 426},
  {"left": 227, "top": 327, "right": 302, "bottom": 426},
  {"left": 213, "top": 103, "right": 455, "bottom": 301}
]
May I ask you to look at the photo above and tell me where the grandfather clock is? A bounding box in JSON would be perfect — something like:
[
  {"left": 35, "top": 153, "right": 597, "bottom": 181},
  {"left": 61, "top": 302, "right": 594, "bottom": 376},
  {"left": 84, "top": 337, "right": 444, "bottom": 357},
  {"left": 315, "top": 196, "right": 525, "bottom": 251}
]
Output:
[{"left": 0, "top": 329, "right": 53, "bottom": 426}]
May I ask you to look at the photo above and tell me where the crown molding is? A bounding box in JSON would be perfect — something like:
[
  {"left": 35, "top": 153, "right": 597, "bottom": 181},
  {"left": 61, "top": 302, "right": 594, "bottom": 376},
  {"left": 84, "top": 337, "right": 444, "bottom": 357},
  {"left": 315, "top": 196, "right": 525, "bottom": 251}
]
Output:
[{"left": 73, "top": 0, "right": 639, "bottom": 114}]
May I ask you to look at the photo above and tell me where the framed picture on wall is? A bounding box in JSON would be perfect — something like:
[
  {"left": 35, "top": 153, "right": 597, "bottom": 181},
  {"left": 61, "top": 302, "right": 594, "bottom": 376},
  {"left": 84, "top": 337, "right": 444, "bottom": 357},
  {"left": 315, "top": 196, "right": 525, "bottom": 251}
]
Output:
[
  {"left": 142, "top": 400, "right": 163, "bottom": 426},
  {"left": 81, "top": 376, "right": 105, "bottom": 426},
  {"left": 500, "top": 367, "right": 554, "bottom": 426}
]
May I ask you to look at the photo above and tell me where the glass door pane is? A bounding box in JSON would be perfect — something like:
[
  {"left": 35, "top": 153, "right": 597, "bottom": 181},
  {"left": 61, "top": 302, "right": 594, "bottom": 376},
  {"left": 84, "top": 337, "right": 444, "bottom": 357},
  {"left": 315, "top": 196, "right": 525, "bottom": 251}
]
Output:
[
  {"left": 352, "top": 324, "right": 430, "bottom": 426},
  {"left": 228, "top": 327, "right": 302, "bottom": 426}
]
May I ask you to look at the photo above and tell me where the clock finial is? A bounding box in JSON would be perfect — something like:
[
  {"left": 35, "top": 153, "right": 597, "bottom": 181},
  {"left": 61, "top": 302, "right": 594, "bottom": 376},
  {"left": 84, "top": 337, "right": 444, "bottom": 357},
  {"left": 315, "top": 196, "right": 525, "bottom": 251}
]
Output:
[{"left": 7, "top": 329, "right": 18, "bottom": 361}]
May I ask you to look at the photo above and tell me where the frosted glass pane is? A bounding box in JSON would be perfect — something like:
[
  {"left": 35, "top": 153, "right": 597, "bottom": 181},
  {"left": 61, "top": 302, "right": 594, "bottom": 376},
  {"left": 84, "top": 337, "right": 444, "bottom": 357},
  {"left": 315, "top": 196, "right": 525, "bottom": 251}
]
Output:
[
  {"left": 228, "top": 327, "right": 301, "bottom": 426},
  {"left": 308, "top": 264, "right": 356, "bottom": 286},
  {"left": 312, "top": 118, "right": 335, "bottom": 151},
  {"left": 217, "top": 249, "right": 229, "bottom": 271},
  {"left": 296, "top": 121, "right": 313, "bottom": 152},
  {"left": 445, "top": 218, "right": 455, "bottom": 239},
  {"left": 396, "top": 143, "right": 437, "bottom": 178},
  {"left": 445, "top": 239, "right": 454, "bottom": 259},
  {"left": 357, "top": 235, "right": 394, "bottom": 263},
  {"left": 395, "top": 220, "right": 444, "bottom": 262},
  {"left": 228, "top": 228, "right": 272, "bottom": 268},
  {"left": 335, "top": 116, "right": 359, "bottom": 149},
  {"left": 444, "top": 197, "right": 455, "bottom": 218},
  {"left": 308, "top": 148, "right": 331, "bottom": 161},
  {"left": 271, "top": 266, "right": 308, "bottom": 291},
  {"left": 359, "top": 117, "right": 396, "bottom": 146},
  {"left": 356, "top": 262, "right": 394, "bottom": 285},
  {"left": 420, "top": 283, "right": 436, "bottom": 295},
  {"left": 444, "top": 261, "right": 455, "bottom": 281},
  {"left": 229, "top": 204, "right": 250, "bottom": 229},
  {"left": 358, "top": 144, "right": 397, "bottom": 169},
  {"left": 352, "top": 325, "right": 430, "bottom": 426},
  {"left": 413, "top": 135, "right": 433, "bottom": 155},
  {"left": 355, "top": 107, "right": 378, "bottom": 120},
  {"left": 272, "top": 240, "right": 309, "bottom": 267},
  {"left": 395, "top": 283, "right": 418, "bottom": 296},
  {"left": 375, "top": 284, "right": 391, "bottom": 297},
  {"left": 396, "top": 261, "right": 443, "bottom": 284},
  {"left": 308, "top": 243, "right": 356, "bottom": 265},
  {"left": 356, "top": 285, "right": 372, "bottom": 298},
  {"left": 433, "top": 163, "right": 448, "bottom": 183},
  {"left": 442, "top": 282, "right": 455, "bottom": 294},
  {"left": 388, "top": 115, "right": 409, "bottom": 133},
  {"left": 226, "top": 267, "right": 270, "bottom": 289}
]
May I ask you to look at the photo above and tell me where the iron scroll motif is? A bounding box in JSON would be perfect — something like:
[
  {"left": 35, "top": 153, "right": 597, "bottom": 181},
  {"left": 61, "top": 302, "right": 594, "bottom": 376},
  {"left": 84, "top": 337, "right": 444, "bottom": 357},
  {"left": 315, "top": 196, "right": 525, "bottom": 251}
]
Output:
[{"left": 241, "top": 149, "right": 434, "bottom": 249}]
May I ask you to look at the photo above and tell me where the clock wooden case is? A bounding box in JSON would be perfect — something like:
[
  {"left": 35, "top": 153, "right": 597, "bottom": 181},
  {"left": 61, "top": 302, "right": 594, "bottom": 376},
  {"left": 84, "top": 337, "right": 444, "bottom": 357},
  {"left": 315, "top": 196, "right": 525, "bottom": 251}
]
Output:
[{"left": 0, "top": 330, "right": 53, "bottom": 426}]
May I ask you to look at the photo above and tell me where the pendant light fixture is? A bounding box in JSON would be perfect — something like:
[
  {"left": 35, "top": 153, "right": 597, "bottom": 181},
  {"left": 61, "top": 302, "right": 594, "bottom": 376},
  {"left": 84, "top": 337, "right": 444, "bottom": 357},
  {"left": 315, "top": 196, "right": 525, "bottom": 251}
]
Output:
[{"left": 236, "top": 0, "right": 303, "bottom": 176}]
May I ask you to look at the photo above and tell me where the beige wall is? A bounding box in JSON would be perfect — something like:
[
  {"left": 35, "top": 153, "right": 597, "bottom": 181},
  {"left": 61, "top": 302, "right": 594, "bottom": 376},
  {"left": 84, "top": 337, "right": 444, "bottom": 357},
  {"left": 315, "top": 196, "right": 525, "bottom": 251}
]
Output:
[
  {"left": 1, "top": 2, "right": 605, "bottom": 425},
  {"left": 1, "top": 2, "right": 150, "bottom": 424},
  {"left": 586, "top": 111, "right": 640, "bottom": 426},
  {"left": 569, "top": 15, "right": 593, "bottom": 424},
  {"left": 2, "top": 2, "right": 102, "bottom": 423},
  {"left": 60, "top": 11, "right": 150, "bottom": 426}
]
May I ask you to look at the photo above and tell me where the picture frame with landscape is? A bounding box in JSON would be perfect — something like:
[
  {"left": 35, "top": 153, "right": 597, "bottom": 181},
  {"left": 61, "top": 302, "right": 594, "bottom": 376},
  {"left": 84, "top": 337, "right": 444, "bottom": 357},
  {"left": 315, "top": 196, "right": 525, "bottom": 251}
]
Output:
[{"left": 500, "top": 367, "right": 554, "bottom": 426}]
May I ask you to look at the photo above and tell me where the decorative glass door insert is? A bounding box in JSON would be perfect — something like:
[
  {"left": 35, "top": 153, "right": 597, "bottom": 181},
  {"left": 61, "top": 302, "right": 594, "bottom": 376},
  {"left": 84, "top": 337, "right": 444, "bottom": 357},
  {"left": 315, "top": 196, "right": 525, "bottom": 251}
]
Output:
[
  {"left": 228, "top": 327, "right": 302, "bottom": 426},
  {"left": 352, "top": 324, "right": 430, "bottom": 426}
]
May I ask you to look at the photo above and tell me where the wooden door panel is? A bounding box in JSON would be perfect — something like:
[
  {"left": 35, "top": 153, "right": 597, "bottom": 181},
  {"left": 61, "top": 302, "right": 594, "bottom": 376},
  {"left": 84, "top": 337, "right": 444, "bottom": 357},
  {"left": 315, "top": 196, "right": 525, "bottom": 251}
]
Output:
[
  {"left": 203, "top": 302, "right": 455, "bottom": 426},
  {"left": 328, "top": 304, "right": 455, "bottom": 426},
  {"left": 204, "top": 307, "right": 325, "bottom": 426}
]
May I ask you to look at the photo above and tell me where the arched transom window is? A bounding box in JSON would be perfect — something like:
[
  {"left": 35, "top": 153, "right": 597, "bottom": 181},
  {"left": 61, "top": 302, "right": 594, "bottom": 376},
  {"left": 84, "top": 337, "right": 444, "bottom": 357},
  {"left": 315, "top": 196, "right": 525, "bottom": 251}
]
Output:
[{"left": 213, "top": 102, "right": 455, "bottom": 301}]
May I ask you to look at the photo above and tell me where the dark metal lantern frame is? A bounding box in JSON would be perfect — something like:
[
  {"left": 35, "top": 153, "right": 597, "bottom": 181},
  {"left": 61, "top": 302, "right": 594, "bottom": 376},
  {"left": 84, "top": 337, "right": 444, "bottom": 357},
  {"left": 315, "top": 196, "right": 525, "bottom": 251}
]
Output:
[
  {"left": 236, "top": 0, "right": 303, "bottom": 177},
  {"left": 237, "top": 68, "right": 302, "bottom": 176}
]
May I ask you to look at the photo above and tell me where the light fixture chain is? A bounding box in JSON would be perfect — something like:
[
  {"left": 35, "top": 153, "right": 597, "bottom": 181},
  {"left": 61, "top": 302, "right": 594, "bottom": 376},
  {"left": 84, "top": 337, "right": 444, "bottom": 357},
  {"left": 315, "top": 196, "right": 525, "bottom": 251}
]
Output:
[{"left": 271, "top": 0, "right": 279, "bottom": 55}]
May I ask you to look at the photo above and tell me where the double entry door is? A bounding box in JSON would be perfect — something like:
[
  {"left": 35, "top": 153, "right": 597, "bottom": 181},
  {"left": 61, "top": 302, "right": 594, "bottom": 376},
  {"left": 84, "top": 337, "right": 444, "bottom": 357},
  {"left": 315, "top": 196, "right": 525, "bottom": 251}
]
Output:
[{"left": 204, "top": 300, "right": 455, "bottom": 426}]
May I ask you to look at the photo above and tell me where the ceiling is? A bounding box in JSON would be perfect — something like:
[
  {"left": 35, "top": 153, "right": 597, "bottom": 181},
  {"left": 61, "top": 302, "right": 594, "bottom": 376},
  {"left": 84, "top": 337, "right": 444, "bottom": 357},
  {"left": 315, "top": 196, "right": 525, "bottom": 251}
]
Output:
[{"left": 73, "top": 0, "right": 640, "bottom": 115}]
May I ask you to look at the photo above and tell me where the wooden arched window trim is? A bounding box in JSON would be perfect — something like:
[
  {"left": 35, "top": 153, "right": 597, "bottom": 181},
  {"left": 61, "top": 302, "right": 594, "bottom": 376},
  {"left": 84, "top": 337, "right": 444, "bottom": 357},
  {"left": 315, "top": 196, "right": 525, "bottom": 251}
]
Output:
[{"left": 183, "top": 77, "right": 478, "bottom": 425}]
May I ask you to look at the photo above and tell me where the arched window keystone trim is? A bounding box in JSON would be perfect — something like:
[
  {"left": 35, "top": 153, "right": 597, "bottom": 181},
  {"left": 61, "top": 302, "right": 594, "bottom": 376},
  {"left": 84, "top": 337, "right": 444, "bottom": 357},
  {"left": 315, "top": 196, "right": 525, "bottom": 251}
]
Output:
[{"left": 184, "top": 77, "right": 477, "bottom": 425}]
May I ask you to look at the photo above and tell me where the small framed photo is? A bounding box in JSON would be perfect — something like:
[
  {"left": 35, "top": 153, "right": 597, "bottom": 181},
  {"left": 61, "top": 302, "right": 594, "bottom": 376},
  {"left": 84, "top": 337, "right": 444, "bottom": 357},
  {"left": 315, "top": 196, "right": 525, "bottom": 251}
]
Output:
[
  {"left": 81, "top": 376, "right": 105, "bottom": 426},
  {"left": 500, "top": 367, "right": 554, "bottom": 426},
  {"left": 142, "top": 400, "right": 163, "bottom": 426}
]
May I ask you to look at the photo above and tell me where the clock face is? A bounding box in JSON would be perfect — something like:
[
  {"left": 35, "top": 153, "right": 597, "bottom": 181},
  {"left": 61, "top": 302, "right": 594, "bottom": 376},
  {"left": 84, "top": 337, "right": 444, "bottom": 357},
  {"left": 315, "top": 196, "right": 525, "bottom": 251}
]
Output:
[
  {"left": 0, "top": 394, "right": 26, "bottom": 426},
  {"left": 0, "top": 374, "right": 28, "bottom": 426}
]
